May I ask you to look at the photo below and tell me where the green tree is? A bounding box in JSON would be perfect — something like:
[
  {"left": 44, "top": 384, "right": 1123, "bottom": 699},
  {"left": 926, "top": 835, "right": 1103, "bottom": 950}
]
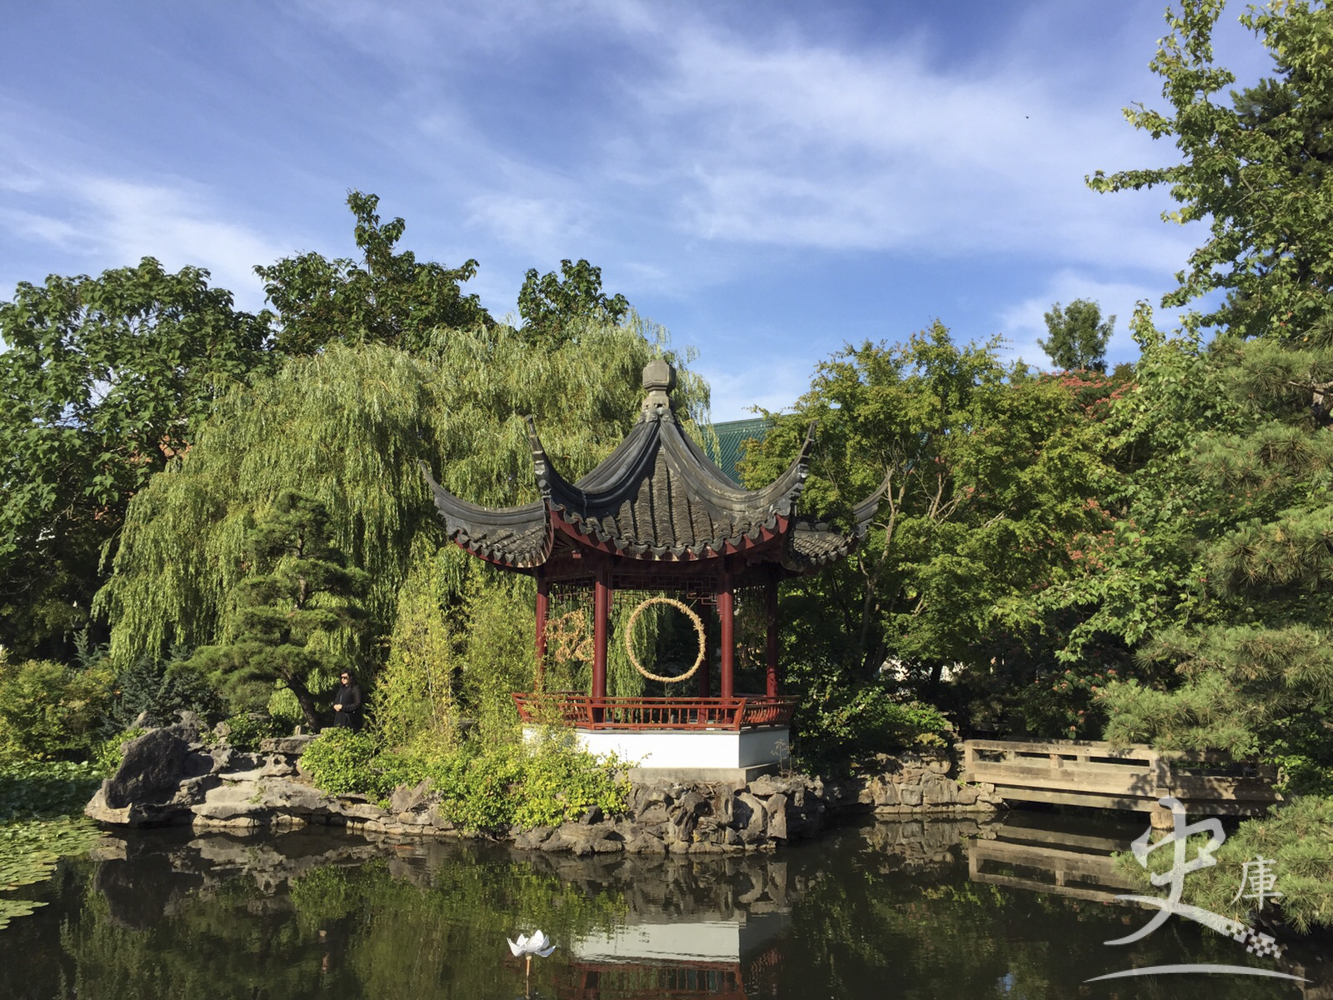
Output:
[
  {"left": 1086, "top": 2, "right": 1333, "bottom": 783},
  {"left": 1038, "top": 299, "right": 1113, "bottom": 372},
  {"left": 0, "top": 258, "right": 270, "bottom": 660},
  {"left": 184, "top": 490, "right": 369, "bottom": 728},
  {"left": 741, "top": 324, "right": 1111, "bottom": 737},
  {"left": 1088, "top": 0, "right": 1333, "bottom": 344},
  {"left": 254, "top": 190, "right": 490, "bottom": 356},
  {"left": 98, "top": 321, "right": 708, "bottom": 730},
  {"left": 517, "top": 258, "right": 629, "bottom": 344}
]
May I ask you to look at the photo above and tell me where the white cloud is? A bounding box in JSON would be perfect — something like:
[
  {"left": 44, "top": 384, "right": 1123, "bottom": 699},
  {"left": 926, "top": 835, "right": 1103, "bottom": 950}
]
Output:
[{"left": 0, "top": 164, "right": 294, "bottom": 310}]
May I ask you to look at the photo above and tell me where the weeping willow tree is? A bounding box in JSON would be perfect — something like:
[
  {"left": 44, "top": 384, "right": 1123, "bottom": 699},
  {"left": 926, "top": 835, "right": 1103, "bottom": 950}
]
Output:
[{"left": 95, "top": 317, "right": 708, "bottom": 735}]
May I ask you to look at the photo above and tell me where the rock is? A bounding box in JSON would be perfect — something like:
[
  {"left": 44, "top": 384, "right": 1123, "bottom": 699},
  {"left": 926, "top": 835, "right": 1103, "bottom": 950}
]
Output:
[
  {"left": 735, "top": 792, "right": 766, "bottom": 840},
  {"left": 625, "top": 832, "right": 667, "bottom": 854},
  {"left": 514, "top": 826, "right": 555, "bottom": 850},
  {"left": 389, "top": 780, "right": 432, "bottom": 814},
  {"left": 580, "top": 805, "right": 604, "bottom": 825},
  {"left": 635, "top": 803, "right": 669, "bottom": 827},
  {"left": 872, "top": 779, "right": 900, "bottom": 807},
  {"left": 957, "top": 784, "right": 980, "bottom": 806},
  {"left": 898, "top": 784, "right": 923, "bottom": 807},
  {"left": 748, "top": 774, "right": 784, "bottom": 798},
  {"left": 104, "top": 728, "right": 191, "bottom": 809},
  {"left": 922, "top": 777, "right": 958, "bottom": 806},
  {"left": 765, "top": 793, "right": 788, "bottom": 840},
  {"left": 259, "top": 735, "right": 319, "bottom": 756},
  {"left": 675, "top": 790, "right": 710, "bottom": 819}
]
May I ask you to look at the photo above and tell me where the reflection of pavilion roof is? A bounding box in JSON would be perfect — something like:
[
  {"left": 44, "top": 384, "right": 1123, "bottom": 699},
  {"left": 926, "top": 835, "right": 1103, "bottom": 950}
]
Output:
[{"left": 421, "top": 360, "right": 886, "bottom": 581}]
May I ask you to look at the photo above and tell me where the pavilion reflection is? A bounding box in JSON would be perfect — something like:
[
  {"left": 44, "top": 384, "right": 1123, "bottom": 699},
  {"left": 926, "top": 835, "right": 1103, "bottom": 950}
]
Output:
[{"left": 559, "top": 909, "right": 787, "bottom": 1000}]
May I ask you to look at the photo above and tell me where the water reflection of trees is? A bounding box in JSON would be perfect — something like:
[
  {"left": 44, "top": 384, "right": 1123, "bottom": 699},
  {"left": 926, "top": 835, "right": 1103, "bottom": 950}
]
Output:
[{"left": 0, "top": 820, "right": 1315, "bottom": 1000}]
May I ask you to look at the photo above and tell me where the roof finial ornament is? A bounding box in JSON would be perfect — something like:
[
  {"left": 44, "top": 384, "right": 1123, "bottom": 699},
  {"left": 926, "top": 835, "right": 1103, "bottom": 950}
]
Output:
[{"left": 641, "top": 358, "right": 677, "bottom": 421}]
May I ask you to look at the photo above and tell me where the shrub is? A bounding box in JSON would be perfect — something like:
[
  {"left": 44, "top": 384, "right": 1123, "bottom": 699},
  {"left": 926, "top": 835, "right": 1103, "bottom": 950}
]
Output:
[
  {"left": 0, "top": 657, "right": 113, "bottom": 762},
  {"left": 102, "top": 651, "right": 223, "bottom": 733},
  {"left": 792, "top": 680, "right": 952, "bottom": 774},
  {"left": 298, "top": 727, "right": 630, "bottom": 829},
  {"left": 298, "top": 728, "right": 383, "bottom": 797},
  {"left": 215, "top": 712, "right": 293, "bottom": 752}
]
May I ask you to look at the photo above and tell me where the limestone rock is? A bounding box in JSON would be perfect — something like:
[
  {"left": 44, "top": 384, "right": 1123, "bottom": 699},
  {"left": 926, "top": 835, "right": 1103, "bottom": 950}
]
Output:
[
  {"left": 765, "top": 793, "right": 788, "bottom": 840},
  {"left": 104, "top": 728, "right": 191, "bottom": 809}
]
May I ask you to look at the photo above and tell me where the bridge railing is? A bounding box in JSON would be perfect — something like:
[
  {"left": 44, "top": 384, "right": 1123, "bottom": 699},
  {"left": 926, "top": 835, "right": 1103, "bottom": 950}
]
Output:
[{"left": 962, "top": 738, "right": 1280, "bottom": 817}]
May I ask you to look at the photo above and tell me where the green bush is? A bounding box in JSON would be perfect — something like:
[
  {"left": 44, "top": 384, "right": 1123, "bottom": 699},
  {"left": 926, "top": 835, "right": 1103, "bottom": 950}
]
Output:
[
  {"left": 0, "top": 658, "right": 113, "bottom": 762},
  {"left": 298, "top": 728, "right": 630, "bottom": 829},
  {"left": 299, "top": 728, "right": 385, "bottom": 797},
  {"left": 216, "top": 713, "right": 292, "bottom": 752},
  {"left": 792, "top": 680, "right": 952, "bottom": 774}
]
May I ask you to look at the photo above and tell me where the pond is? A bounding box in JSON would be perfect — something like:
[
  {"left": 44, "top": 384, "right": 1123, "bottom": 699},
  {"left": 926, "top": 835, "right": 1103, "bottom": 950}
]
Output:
[{"left": 2, "top": 812, "right": 1326, "bottom": 999}]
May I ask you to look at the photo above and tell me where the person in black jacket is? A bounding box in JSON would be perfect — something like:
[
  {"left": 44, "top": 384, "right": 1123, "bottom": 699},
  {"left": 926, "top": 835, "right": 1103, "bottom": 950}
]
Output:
[{"left": 333, "top": 670, "right": 362, "bottom": 730}]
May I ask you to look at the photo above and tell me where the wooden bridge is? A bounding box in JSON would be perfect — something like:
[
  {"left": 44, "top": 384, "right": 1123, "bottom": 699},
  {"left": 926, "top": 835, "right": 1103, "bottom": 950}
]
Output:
[{"left": 962, "top": 739, "right": 1282, "bottom": 824}]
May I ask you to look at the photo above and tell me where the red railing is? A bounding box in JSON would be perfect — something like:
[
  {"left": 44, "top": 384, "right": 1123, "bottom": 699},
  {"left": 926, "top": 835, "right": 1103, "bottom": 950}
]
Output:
[{"left": 512, "top": 693, "right": 797, "bottom": 731}]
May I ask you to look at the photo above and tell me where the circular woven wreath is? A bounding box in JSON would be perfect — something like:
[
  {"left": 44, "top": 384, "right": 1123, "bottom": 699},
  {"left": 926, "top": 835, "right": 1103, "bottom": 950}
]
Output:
[{"left": 625, "top": 596, "right": 706, "bottom": 683}]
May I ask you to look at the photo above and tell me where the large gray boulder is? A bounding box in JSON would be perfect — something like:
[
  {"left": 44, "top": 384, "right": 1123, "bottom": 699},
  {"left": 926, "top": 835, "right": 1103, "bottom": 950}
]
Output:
[{"left": 104, "top": 728, "right": 191, "bottom": 809}]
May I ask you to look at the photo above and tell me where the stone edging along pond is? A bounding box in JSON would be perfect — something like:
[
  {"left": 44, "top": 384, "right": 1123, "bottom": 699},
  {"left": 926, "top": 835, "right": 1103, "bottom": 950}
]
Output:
[{"left": 84, "top": 723, "right": 1004, "bottom": 855}]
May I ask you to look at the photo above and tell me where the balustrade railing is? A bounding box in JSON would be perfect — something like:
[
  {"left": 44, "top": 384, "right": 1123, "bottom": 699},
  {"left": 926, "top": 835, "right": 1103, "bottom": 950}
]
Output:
[{"left": 513, "top": 693, "right": 797, "bottom": 731}]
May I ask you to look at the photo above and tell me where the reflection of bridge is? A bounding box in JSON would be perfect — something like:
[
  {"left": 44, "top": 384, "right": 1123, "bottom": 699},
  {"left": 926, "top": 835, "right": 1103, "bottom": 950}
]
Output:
[
  {"left": 967, "top": 813, "right": 1137, "bottom": 902},
  {"left": 962, "top": 739, "right": 1281, "bottom": 823}
]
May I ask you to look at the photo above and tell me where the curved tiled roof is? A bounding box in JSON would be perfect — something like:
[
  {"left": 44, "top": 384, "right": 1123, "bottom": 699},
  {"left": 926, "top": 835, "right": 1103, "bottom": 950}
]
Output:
[{"left": 422, "top": 362, "right": 887, "bottom": 575}]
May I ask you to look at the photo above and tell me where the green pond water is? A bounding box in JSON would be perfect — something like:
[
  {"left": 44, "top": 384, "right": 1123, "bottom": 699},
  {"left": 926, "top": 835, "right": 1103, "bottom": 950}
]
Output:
[{"left": 1, "top": 812, "right": 1327, "bottom": 999}]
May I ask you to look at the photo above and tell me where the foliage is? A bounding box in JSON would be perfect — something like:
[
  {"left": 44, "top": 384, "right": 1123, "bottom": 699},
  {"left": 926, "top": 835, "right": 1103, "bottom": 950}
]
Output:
[
  {"left": 183, "top": 490, "right": 370, "bottom": 728},
  {"left": 1089, "top": 0, "right": 1333, "bottom": 344},
  {"left": 1039, "top": 299, "right": 1113, "bottom": 372},
  {"left": 517, "top": 258, "right": 630, "bottom": 344},
  {"left": 298, "top": 727, "right": 390, "bottom": 797},
  {"left": 298, "top": 727, "right": 630, "bottom": 830},
  {"left": 214, "top": 712, "right": 292, "bottom": 752},
  {"left": 742, "top": 325, "right": 1112, "bottom": 735},
  {"left": 0, "top": 258, "right": 271, "bottom": 660},
  {"left": 254, "top": 190, "right": 489, "bottom": 356},
  {"left": 0, "top": 760, "right": 103, "bottom": 822},
  {"left": 0, "top": 760, "right": 102, "bottom": 931},
  {"left": 1118, "top": 795, "right": 1333, "bottom": 933},
  {"left": 371, "top": 545, "right": 461, "bottom": 746},
  {"left": 790, "top": 681, "right": 952, "bottom": 774},
  {"left": 101, "top": 648, "right": 222, "bottom": 733},
  {"left": 0, "top": 656, "right": 113, "bottom": 762},
  {"left": 100, "top": 319, "right": 705, "bottom": 731}
]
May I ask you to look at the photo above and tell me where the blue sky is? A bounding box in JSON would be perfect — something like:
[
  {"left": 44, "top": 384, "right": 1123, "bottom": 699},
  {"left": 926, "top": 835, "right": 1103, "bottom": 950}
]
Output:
[{"left": 1, "top": 1, "right": 1273, "bottom": 419}]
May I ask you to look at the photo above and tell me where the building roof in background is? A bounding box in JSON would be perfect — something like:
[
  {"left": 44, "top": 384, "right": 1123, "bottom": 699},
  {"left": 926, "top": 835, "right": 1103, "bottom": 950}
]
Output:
[{"left": 705, "top": 417, "right": 772, "bottom": 485}]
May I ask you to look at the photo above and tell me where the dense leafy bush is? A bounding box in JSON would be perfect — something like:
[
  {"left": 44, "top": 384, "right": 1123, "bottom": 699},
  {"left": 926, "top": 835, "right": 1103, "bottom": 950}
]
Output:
[
  {"left": 792, "top": 679, "right": 952, "bottom": 774},
  {"left": 298, "top": 728, "right": 629, "bottom": 830},
  {"left": 215, "top": 713, "right": 295, "bottom": 752},
  {"left": 299, "top": 728, "right": 391, "bottom": 797},
  {"left": 0, "top": 657, "right": 113, "bottom": 762},
  {"left": 102, "top": 651, "right": 223, "bottom": 733}
]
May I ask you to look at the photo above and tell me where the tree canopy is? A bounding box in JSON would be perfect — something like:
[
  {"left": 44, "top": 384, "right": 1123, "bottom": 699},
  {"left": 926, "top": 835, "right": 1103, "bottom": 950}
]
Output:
[
  {"left": 1039, "top": 299, "right": 1113, "bottom": 372},
  {"left": 0, "top": 258, "right": 271, "bottom": 659}
]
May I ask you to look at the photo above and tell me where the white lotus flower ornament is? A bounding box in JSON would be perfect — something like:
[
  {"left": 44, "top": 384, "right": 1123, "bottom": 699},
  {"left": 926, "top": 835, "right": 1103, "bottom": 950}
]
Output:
[{"left": 507, "top": 929, "right": 556, "bottom": 977}]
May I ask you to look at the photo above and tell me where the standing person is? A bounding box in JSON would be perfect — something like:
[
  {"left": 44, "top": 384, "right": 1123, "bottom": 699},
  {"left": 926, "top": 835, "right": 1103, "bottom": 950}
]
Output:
[{"left": 332, "top": 670, "right": 362, "bottom": 730}]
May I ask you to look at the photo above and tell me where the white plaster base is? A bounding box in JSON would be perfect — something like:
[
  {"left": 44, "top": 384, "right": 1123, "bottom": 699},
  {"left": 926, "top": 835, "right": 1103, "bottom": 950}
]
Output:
[{"left": 522, "top": 726, "right": 789, "bottom": 770}]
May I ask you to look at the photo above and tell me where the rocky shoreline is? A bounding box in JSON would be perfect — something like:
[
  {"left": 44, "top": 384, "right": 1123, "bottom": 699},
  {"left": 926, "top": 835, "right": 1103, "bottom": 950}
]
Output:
[{"left": 85, "top": 720, "right": 1004, "bottom": 854}]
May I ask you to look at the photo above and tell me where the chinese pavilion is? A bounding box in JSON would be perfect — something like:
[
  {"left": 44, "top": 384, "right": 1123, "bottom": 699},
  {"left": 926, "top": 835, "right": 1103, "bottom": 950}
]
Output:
[{"left": 421, "top": 359, "right": 885, "bottom": 774}]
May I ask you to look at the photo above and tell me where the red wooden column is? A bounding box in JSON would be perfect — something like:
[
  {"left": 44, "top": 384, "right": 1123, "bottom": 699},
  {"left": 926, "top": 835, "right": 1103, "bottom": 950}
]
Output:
[
  {"left": 592, "top": 561, "right": 612, "bottom": 718},
  {"left": 535, "top": 574, "right": 550, "bottom": 690},
  {"left": 717, "top": 570, "right": 735, "bottom": 700},
  {"left": 697, "top": 601, "right": 711, "bottom": 697},
  {"left": 765, "top": 574, "right": 780, "bottom": 698}
]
